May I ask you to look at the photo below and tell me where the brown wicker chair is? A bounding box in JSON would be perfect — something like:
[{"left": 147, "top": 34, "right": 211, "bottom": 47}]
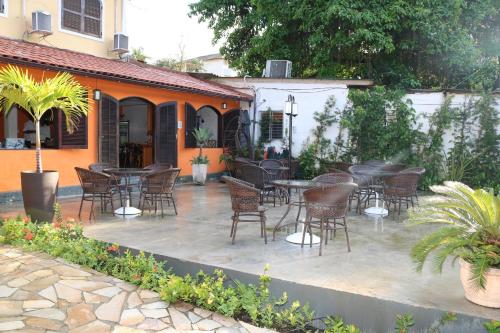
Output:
[
  {"left": 260, "top": 159, "right": 284, "bottom": 181},
  {"left": 400, "top": 167, "right": 425, "bottom": 203},
  {"left": 222, "top": 176, "right": 267, "bottom": 244},
  {"left": 232, "top": 160, "right": 251, "bottom": 179},
  {"left": 313, "top": 172, "right": 353, "bottom": 185},
  {"left": 383, "top": 172, "right": 421, "bottom": 217},
  {"left": 75, "top": 167, "right": 120, "bottom": 222},
  {"left": 239, "top": 164, "right": 279, "bottom": 206},
  {"left": 348, "top": 165, "right": 376, "bottom": 213},
  {"left": 302, "top": 183, "right": 358, "bottom": 255},
  {"left": 140, "top": 168, "right": 180, "bottom": 217}
]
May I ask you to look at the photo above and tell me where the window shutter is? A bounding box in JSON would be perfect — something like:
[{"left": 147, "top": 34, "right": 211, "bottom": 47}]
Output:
[
  {"left": 58, "top": 111, "right": 88, "bottom": 148},
  {"left": 62, "top": 0, "right": 102, "bottom": 38},
  {"left": 100, "top": 95, "right": 119, "bottom": 166},
  {"left": 156, "top": 103, "right": 177, "bottom": 166},
  {"left": 185, "top": 103, "right": 197, "bottom": 148}
]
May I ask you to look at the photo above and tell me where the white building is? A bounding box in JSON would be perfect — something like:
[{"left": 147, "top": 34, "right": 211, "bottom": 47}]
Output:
[
  {"left": 195, "top": 53, "right": 238, "bottom": 77},
  {"left": 214, "top": 77, "right": 500, "bottom": 157}
]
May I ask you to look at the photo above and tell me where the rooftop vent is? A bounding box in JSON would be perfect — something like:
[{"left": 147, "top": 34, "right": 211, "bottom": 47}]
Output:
[
  {"left": 113, "top": 33, "right": 129, "bottom": 54},
  {"left": 263, "top": 60, "right": 292, "bottom": 78},
  {"left": 31, "top": 11, "right": 52, "bottom": 36}
]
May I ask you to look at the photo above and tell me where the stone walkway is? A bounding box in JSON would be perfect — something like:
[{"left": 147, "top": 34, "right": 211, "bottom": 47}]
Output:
[{"left": 0, "top": 246, "right": 270, "bottom": 333}]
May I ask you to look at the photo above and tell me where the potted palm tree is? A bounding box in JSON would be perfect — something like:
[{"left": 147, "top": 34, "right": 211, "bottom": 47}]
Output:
[
  {"left": 409, "top": 181, "right": 500, "bottom": 308},
  {"left": 0, "top": 65, "right": 88, "bottom": 222},
  {"left": 190, "top": 128, "right": 211, "bottom": 185}
]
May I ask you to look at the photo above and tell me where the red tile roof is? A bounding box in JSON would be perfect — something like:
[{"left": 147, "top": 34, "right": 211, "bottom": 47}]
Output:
[{"left": 0, "top": 37, "right": 252, "bottom": 101}]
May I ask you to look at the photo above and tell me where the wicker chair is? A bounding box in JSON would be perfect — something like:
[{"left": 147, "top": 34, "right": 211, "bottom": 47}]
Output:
[
  {"left": 239, "top": 164, "right": 279, "bottom": 206},
  {"left": 400, "top": 167, "right": 425, "bottom": 203},
  {"left": 140, "top": 168, "right": 180, "bottom": 217},
  {"left": 348, "top": 165, "right": 376, "bottom": 213},
  {"left": 260, "top": 159, "right": 284, "bottom": 181},
  {"left": 222, "top": 176, "right": 267, "bottom": 244},
  {"left": 75, "top": 167, "right": 120, "bottom": 222},
  {"left": 302, "top": 183, "right": 358, "bottom": 255},
  {"left": 383, "top": 172, "right": 421, "bottom": 217},
  {"left": 313, "top": 172, "right": 353, "bottom": 185},
  {"left": 232, "top": 160, "right": 251, "bottom": 179}
]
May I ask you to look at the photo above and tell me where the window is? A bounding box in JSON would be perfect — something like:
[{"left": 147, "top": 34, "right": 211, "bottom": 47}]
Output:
[
  {"left": 260, "top": 110, "right": 283, "bottom": 140},
  {"left": 0, "top": 0, "right": 7, "bottom": 16},
  {"left": 185, "top": 104, "right": 222, "bottom": 148},
  {"left": 61, "top": 0, "right": 102, "bottom": 38}
]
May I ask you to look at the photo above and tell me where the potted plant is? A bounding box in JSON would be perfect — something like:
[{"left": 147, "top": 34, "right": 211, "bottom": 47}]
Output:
[
  {"left": 0, "top": 65, "right": 88, "bottom": 222},
  {"left": 190, "top": 128, "right": 211, "bottom": 185},
  {"left": 409, "top": 181, "right": 500, "bottom": 308}
]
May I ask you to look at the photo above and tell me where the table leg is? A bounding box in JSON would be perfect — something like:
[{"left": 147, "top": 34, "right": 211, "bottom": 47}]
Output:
[
  {"left": 123, "top": 174, "right": 129, "bottom": 218},
  {"left": 273, "top": 187, "right": 294, "bottom": 241}
]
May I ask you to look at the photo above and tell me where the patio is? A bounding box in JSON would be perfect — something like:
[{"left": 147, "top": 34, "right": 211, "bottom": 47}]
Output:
[{"left": 1, "top": 182, "right": 498, "bottom": 331}]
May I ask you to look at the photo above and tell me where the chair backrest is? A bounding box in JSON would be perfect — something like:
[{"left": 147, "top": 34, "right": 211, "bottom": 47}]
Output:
[
  {"left": 303, "top": 183, "right": 358, "bottom": 218},
  {"left": 75, "top": 167, "right": 111, "bottom": 193},
  {"left": 362, "top": 159, "right": 386, "bottom": 167},
  {"left": 143, "top": 168, "right": 180, "bottom": 193},
  {"left": 232, "top": 160, "right": 251, "bottom": 179},
  {"left": 259, "top": 159, "right": 283, "bottom": 169},
  {"left": 239, "top": 164, "right": 270, "bottom": 189},
  {"left": 88, "top": 163, "right": 110, "bottom": 173},
  {"left": 222, "top": 176, "right": 260, "bottom": 212},
  {"left": 383, "top": 172, "right": 421, "bottom": 196},
  {"left": 400, "top": 167, "right": 426, "bottom": 175},
  {"left": 279, "top": 159, "right": 299, "bottom": 179},
  {"left": 313, "top": 172, "right": 353, "bottom": 185},
  {"left": 348, "top": 165, "right": 375, "bottom": 186},
  {"left": 235, "top": 157, "right": 251, "bottom": 163},
  {"left": 144, "top": 163, "right": 172, "bottom": 170}
]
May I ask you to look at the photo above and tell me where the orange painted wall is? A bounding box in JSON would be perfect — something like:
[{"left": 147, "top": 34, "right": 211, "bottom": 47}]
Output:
[{"left": 0, "top": 63, "right": 242, "bottom": 193}]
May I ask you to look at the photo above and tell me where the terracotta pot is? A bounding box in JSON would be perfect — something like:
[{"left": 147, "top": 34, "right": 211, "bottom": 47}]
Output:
[
  {"left": 21, "top": 170, "right": 59, "bottom": 223},
  {"left": 192, "top": 164, "right": 208, "bottom": 185},
  {"left": 460, "top": 259, "right": 500, "bottom": 308}
]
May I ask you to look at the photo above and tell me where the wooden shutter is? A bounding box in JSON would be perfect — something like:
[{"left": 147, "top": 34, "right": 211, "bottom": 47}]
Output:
[
  {"left": 156, "top": 102, "right": 177, "bottom": 167},
  {"left": 99, "top": 95, "right": 119, "bottom": 167},
  {"left": 222, "top": 109, "right": 240, "bottom": 150},
  {"left": 58, "top": 111, "right": 88, "bottom": 148},
  {"left": 185, "top": 103, "right": 197, "bottom": 148}
]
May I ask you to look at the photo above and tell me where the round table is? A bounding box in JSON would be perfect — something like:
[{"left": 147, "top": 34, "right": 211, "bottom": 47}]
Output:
[
  {"left": 103, "top": 168, "right": 152, "bottom": 217},
  {"left": 350, "top": 167, "right": 398, "bottom": 217},
  {"left": 271, "top": 180, "right": 321, "bottom": 245}
]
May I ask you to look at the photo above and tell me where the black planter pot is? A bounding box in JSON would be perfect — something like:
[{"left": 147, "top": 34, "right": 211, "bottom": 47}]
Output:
[{"left": 21, "top": 170, "right": 59, "bottom": 223}]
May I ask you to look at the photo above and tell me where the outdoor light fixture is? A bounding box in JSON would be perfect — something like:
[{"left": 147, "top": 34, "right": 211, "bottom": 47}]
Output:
[
  {"left": 93, "top": 89, "right": 101, "bottom": 101},
  {"left": 221, "top": 102, "right": 228, "bottom": 109},
  {"left": 284, "top": 94, "right": 298, "bottom": 181}
]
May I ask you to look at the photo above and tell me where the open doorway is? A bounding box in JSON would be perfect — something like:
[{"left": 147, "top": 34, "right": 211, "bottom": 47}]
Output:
[{"left": 118, "top": 98, "right": 155, "bottom": 168}]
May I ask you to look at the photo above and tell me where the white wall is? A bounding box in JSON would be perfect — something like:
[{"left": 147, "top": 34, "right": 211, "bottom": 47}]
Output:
[{"left": 202, "top": 59, "right": 238, "bottom": 77}]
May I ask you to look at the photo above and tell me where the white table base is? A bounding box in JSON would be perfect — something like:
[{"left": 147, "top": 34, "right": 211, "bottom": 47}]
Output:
[
  {"left": 114, "top": 206, "right": 141, "bottom": 216},
  {"left": 363, "top": 192, "right": 388, "bottom": 217},
  {"left": 286, "top": 232, "right": 321, "bottom": 244}
]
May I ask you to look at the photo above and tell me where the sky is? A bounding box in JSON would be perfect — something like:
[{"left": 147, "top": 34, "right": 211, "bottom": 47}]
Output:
[{"left": 125, "top": 0, "right": 221, "bottom": 62}]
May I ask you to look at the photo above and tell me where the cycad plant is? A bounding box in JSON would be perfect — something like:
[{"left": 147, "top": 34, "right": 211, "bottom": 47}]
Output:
[
  {"left": 409, "top": 181, "right": 500, "bottom": 289},
  {"left": 0, "top": 65, "right": 88, "bottom": 173},
  {"left": 191, "top": 127, "right": 212, "bottom": 164}
]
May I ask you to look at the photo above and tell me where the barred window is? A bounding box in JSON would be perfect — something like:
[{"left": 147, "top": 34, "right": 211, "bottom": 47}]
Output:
[
  {"left": 62, "top": 0, "right": 102, "bottom": 38},
  {"left": 260, "top": 110, "right": 283, "bottom": 140}
]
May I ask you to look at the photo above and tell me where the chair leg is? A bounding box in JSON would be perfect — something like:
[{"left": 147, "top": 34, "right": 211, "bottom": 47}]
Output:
[
  {"left": 89, "top": 194, "right": 95, "bottom": 222},
  {"left": 160, "top": 196, "right": 164, "bottom": 218},
  {"left": 230, "top": 213, "right": 236, "bottom": 237},
  {"left": 78, "top": 194, "right": 84, "bottom": 219},
  {"left": 344, "top": 217, "right": 351, "bottom": 252},
  {"left": 301, "top": 213, "right": 309, "bottom": 248},
  {"left": 319, "top": 218, "right": 324, "bottom": 256},
  {"left": 171, "top": 195, "right": 178, "bottom": 215},
  {"left": 232, "top": 213, "right": 239, "bottom": 244},
  {"left": 261, "top": 212, "right": 267, "bottom": 244}
]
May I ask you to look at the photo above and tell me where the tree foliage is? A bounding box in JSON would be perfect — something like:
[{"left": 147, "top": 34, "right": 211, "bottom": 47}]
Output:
[{"left": 190, "top": 0, "right": 500, "bottom": 89}]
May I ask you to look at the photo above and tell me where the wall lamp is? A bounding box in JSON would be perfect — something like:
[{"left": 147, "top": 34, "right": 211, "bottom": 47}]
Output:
[
  {"left": 221, "top": 102, "right": 228, "bottom": 109},
  {"left": 93, "top": 89, "right": 102, "bottom": 101}
]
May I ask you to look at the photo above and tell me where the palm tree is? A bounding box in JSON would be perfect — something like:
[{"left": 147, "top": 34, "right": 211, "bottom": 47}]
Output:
[
  {"left": 0, "top": 65, "right": 88, "bottom": 173},
  {"left": 409, "top": 181, "right": 500, "bottom": 289}
]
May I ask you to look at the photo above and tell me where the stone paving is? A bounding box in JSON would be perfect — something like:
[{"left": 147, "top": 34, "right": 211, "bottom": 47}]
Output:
[{"left": 0, "top": 246, "right": 273, "bottom": 333}]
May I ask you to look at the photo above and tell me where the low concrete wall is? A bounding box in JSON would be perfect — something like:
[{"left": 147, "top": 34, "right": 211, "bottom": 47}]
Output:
[{"left": 123, "top": 245, "right": 490, "bottom": 333}]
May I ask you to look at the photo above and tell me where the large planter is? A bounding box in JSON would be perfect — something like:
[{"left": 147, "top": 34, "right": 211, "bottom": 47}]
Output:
[
  {"left": 21, "top": 170, "right": 59, "bottom": 223},
  {"left": 192, "top": 164, "right": 208, "bottom": 185},
  {"left": 460, "top": 259, "right": 500, "bottom": 308}
]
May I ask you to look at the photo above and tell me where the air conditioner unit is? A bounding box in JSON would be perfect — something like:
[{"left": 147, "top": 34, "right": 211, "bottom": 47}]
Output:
[
  {"left": 113, "top": 33, "right": 129, "bottom": 54},
  {"left": 264, "top": 60, "right": 292, "bottom": 78},
  {"left": 31, "top": 11, "right": 52, "bottom": 36}
]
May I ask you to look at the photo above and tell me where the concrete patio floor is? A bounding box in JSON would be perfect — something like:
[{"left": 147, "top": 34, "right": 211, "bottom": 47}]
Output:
[{"left": 1, "top": 182, "right": 498, "bottom": 331}]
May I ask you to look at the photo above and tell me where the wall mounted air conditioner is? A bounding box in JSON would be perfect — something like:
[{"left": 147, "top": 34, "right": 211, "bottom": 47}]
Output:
[
  {"left": 113, "top": 33, "right": 129, "bottom": 54},
  {"left": 264, "top": 60, "right": 292, "bottom": 78},
  {"left": 31, "top": 11, "right": 52, "bottom": 36}
]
